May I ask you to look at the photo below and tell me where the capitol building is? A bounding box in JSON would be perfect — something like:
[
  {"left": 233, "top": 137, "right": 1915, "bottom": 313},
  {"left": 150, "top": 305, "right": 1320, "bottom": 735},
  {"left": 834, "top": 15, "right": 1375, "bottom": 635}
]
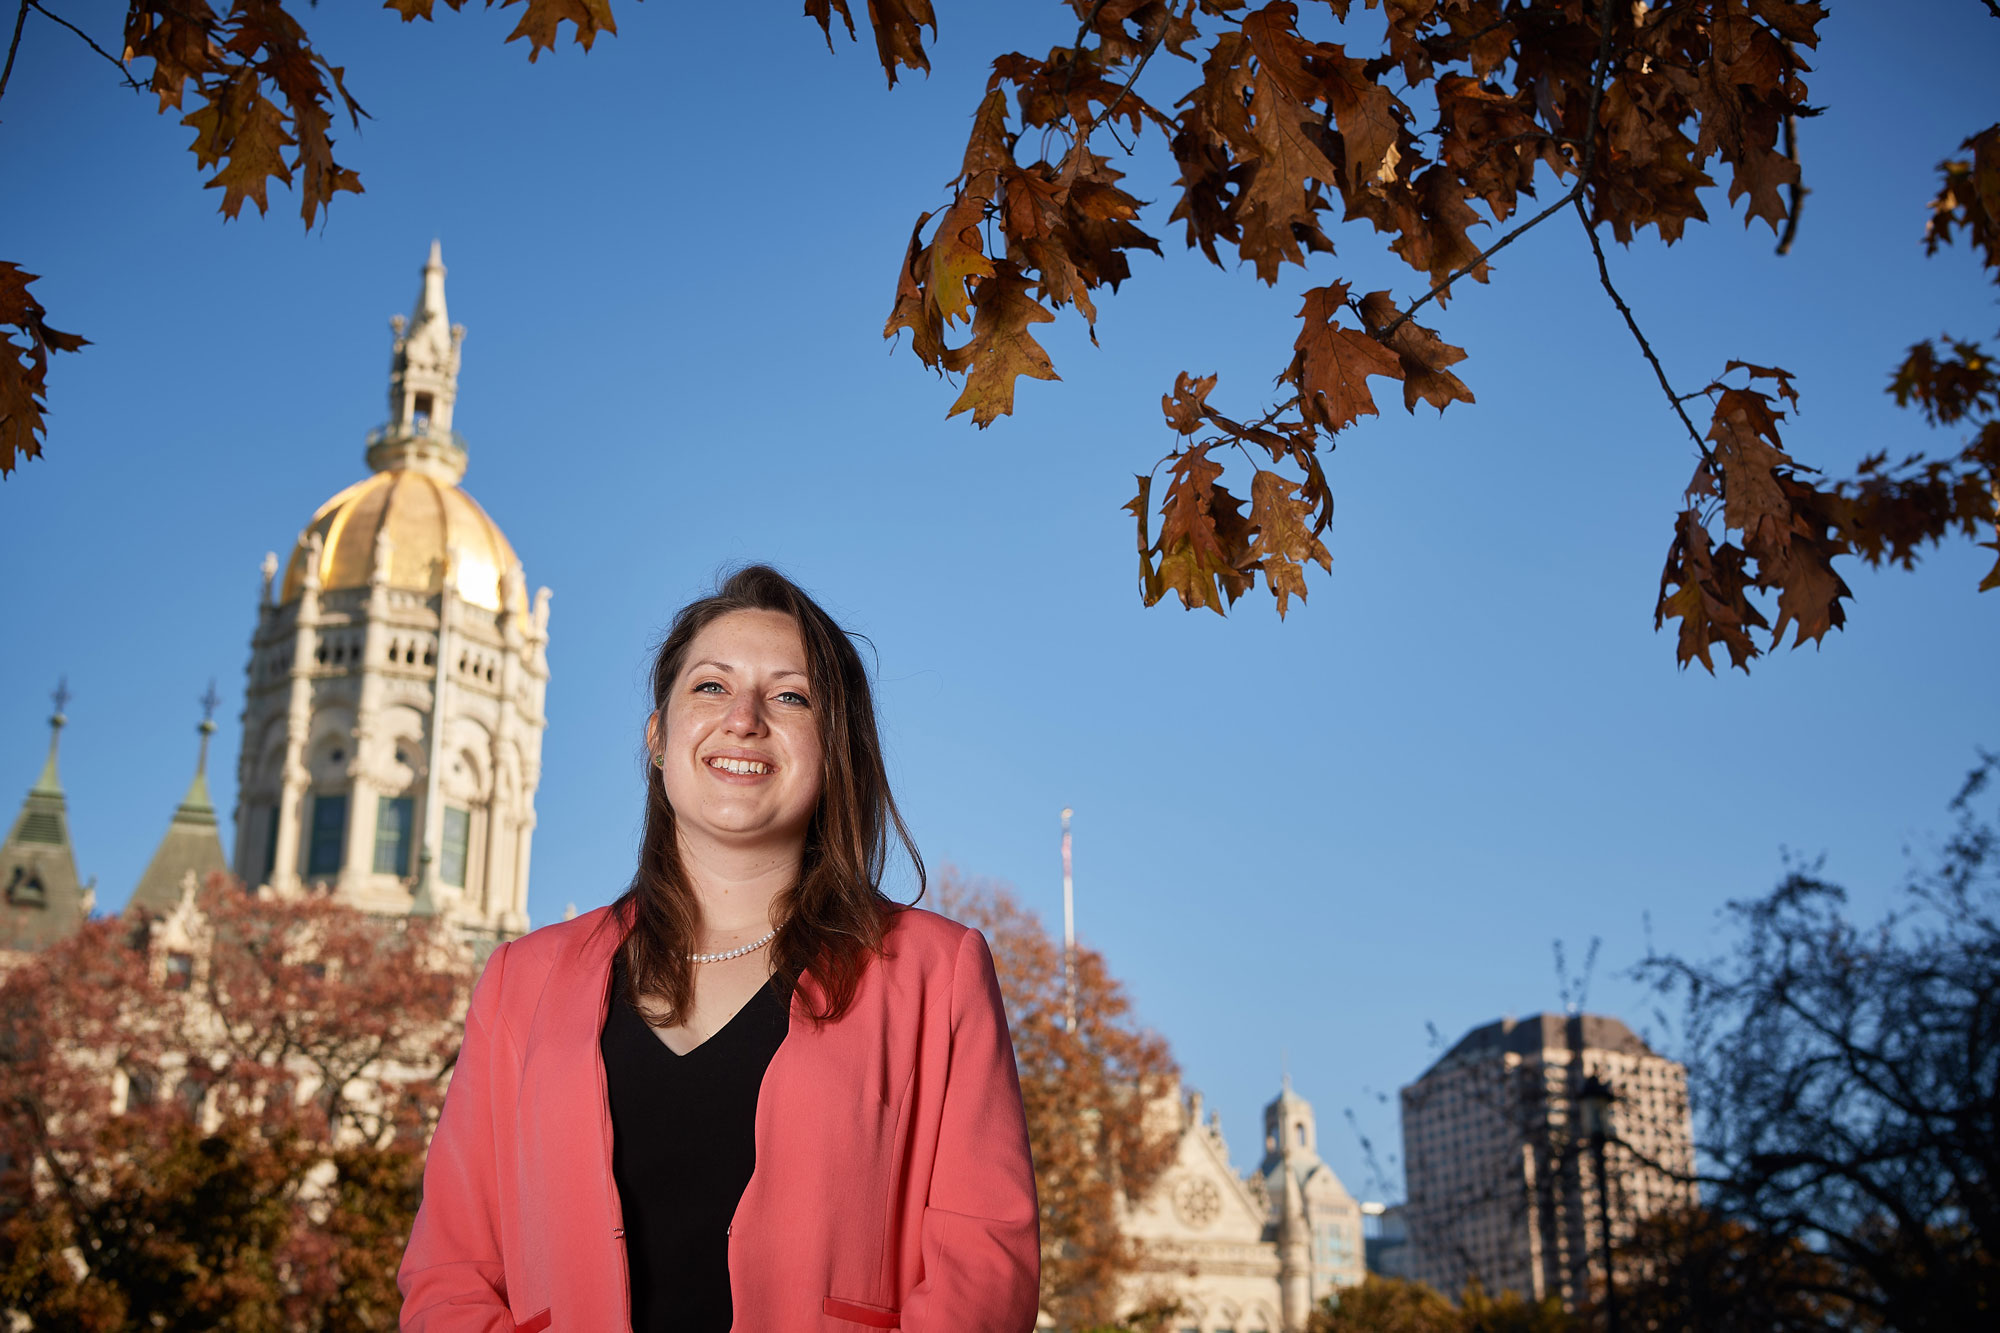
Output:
[{"left": 2, "top": 243, "right": 550, "bottom": 954}]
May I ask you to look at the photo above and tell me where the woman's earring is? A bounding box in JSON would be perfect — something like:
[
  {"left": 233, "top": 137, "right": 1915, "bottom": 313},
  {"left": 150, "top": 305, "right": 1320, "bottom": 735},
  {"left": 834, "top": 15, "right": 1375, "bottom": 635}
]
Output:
[{"left": 651, "top": 753, "right": 665, "bottom": 769}]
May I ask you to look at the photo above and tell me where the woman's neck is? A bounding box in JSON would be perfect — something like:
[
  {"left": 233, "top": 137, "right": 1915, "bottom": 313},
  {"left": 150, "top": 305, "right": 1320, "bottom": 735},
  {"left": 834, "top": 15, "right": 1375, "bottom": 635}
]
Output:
[{"left": 675, "top": 833, "right": 802, "bottom": 938}]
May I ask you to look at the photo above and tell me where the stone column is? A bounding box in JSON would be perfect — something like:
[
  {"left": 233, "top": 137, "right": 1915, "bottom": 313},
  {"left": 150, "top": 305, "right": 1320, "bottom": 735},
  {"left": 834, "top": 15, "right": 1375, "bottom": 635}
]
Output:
[
  {"left": 268, "top": 535, "right": 323, "bottom": 892},
  {"left": 417, "top": 553, "right": 458, "bottom": 918},
  {"left": 510, "top": 810, "right": 536, "bottom": 934},
  {"left": 339, "top": 532, "right": 396, "bottom": 903},
  {"left": 233, "top": 553, "right": 280, "bottom": 878}
]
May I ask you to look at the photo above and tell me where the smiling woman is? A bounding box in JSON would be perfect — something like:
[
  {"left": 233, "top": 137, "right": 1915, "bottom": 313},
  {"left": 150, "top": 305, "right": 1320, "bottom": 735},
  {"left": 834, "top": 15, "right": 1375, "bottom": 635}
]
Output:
[{"left": 398, "top": 566, "right": 1042, "bottom": 1333}]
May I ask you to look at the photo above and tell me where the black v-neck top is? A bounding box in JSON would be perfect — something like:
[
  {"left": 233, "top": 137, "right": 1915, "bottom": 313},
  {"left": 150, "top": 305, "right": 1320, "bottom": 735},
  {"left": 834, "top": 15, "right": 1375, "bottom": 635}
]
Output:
[{"left": 600, "top": 957, "right": 792, "bottom": 1333}]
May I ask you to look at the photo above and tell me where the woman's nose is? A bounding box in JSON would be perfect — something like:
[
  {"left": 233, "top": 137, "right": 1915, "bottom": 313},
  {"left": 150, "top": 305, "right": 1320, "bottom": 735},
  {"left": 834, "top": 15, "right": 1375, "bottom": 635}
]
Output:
[{"left": 722, "top": 691, "right": 763, "bottom": 733}]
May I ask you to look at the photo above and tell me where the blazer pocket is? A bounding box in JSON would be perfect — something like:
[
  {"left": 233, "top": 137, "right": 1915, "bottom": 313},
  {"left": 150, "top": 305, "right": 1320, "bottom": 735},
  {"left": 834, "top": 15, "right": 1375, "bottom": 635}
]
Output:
[
  {"left": 513, "top": 1310, "right": 551, "bottom": 1333},
  {"left": 821, "top": 1295, "right": 900, "bottom": 1328}
]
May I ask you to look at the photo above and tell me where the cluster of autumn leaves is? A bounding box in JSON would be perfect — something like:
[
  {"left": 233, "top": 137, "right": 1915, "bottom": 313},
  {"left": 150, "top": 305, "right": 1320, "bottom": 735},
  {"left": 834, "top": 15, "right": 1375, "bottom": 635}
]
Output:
[
  {"left": 865, "top": 0, "right": 1996, "bottom": 666},
  {"left": 3, "top": 0, "right": 1995, "bottom": 671}
]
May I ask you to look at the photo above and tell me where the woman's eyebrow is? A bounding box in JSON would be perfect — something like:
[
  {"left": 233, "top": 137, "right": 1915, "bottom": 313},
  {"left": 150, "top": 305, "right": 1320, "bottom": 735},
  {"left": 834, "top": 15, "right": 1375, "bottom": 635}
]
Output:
[{"left": 687, "top": 660, "right": 809, "bottom": 681}]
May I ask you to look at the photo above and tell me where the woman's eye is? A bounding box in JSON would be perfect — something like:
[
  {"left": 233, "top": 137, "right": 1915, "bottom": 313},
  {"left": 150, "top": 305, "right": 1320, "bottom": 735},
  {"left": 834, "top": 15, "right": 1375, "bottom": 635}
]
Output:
[
  {"left": 777, "top": 690, "right": 810, "bottom": 707},
  {"left": 693, "top": 680, "right": 725, "bottom": 695}
]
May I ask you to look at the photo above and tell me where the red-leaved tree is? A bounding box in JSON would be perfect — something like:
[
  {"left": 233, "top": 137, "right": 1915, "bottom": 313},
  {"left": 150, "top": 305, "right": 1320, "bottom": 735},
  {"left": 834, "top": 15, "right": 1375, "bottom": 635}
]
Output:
[{"left": 0, "top": 875, "right": 471, "bottom": 1332}]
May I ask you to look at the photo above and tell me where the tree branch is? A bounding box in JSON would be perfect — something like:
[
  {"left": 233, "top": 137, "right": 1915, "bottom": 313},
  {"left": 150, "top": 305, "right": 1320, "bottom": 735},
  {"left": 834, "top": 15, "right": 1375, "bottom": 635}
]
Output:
[
  {"left": 30, "top": 1, "right": 142, "bottom": 92},
  {"left": 1776, "top": 41, "right": 1804, "bottom": 256},
  {"left": 0, "top": 0, "right": 29, "bottom": 105},
  {"left": 1574, "top": 195, "right": 1711, "bottom": 459},
  {"left": 1096, "top": 16, "right": 1169, "bottom": 145}
]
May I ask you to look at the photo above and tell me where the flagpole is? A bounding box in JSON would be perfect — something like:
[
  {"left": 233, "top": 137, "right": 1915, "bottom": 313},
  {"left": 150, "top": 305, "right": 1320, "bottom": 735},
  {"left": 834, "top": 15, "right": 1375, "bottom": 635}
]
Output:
[{"left": 1061, "top": 807, "right": 1076, "bottom": 1033}]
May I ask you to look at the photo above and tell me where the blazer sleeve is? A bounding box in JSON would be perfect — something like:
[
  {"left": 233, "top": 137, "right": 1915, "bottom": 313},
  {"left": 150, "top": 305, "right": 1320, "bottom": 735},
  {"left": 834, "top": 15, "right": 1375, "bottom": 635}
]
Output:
[
  {"left": 399, "top": 941, "right": 517, "bottom": 1332},
  {"left": 898, "top": 927, "right": 1042, "bottom": 1333}
]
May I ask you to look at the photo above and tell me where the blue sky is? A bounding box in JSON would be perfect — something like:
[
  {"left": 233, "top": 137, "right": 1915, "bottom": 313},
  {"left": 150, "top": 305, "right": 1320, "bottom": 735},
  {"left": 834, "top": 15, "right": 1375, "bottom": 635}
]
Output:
[{"left": 3, "top": 1, "right": 1995, "bottom": 1199}]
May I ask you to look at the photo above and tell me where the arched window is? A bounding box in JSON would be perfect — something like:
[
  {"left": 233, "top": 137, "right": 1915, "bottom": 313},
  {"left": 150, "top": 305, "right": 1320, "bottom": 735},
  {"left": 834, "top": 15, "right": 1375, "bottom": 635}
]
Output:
[
  {"left": 5, "top": 866, "right": 46, "bottom": 908},
  {"left": 307, "top": 792, "right": 348, "bottom": 877}
]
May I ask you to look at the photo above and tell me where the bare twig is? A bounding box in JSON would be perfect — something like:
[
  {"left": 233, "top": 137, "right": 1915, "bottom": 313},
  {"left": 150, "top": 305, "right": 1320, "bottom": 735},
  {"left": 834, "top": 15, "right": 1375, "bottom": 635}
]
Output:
[
  {"left": 0, "top": 0, "right": 30, "bottom": 106},
  {"left": 1376, "top": 186, "right": 1585, "bottom": 339},
  {"left": 1776, "top": 40, "right": 1805, "bottom": 255},
  {"left": 1574, "top": 195, "right": 1712, "bottom": 459},
  {"left": 1097, "top": 18, "right": 1169, "bottom": 146},
  {"left": 29, "top": 1, "right": 142, "bottom": 92}
]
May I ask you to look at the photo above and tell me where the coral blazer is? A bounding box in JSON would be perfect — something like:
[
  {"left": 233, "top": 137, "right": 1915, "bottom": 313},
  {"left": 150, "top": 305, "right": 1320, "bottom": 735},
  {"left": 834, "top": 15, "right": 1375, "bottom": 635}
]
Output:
[{"left": 398, "top": 904, "right": 1039, "bottom": 1333}]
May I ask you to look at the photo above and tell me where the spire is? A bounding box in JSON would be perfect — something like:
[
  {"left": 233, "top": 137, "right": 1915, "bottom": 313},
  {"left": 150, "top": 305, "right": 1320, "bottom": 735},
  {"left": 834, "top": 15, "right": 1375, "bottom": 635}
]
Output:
[
  {"left": 32, "top": 676, "right": 68, "bottom": 796},
  {"left": 127, "top": 683, "right": 229, "bottom": 921},
  {"left": 181, "top": 680, "right": 220, "bottom": 816},
  {"left": 368, "top": 240, "right": 468, "bottom": 483},
  {"left": 4, "top": 679, "right": 88, "bottom": 952}
]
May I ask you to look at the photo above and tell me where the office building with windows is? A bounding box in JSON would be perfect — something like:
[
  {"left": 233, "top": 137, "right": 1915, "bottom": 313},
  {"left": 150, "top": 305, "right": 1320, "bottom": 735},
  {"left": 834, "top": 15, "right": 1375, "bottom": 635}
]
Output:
[{"left": 1399, "top": 1013, "right": 1696, "bottom": 1308}]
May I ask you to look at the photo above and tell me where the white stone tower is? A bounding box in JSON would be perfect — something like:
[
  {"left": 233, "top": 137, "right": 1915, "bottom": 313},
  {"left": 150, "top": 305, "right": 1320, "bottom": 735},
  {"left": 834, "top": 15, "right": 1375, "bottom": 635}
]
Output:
[
  {"left": 232, "top": 243, "right": 551, "bottom": 943},
  {"left": 1260, "top": 1077, "right": 1368, "bottom": 1321}
]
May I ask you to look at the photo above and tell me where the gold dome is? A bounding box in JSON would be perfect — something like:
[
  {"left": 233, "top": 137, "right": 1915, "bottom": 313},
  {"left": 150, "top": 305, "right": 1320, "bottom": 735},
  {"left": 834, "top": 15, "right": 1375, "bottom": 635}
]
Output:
[{"left": 280, "top": 468, "right": 526, "bottom": 616}]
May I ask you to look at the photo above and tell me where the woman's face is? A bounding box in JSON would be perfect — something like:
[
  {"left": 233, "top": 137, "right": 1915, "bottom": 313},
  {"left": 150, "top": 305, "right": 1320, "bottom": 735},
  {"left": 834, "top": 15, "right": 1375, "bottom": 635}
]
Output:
[{"left": 651, "top": 609, "right": 826, "bottom": 859}]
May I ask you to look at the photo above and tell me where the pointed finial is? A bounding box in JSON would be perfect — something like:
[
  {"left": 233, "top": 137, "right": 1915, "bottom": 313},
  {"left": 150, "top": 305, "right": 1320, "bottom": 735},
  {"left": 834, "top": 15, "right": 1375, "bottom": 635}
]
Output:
[
  {"left": 416, "top": 240, "right": 449, "bottom": 324},
  {"left": 35, "top": 676, "right": 69, "bottom": 795},
  {"left": 194, "top": 678, "right": 220, "bottom": 777}
]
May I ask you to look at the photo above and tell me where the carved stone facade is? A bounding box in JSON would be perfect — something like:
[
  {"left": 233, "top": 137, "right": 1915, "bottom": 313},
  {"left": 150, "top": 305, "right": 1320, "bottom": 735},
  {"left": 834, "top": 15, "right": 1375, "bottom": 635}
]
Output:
[
  {"left": 1120, "top": 1080, "right": 1366, "bottom": 1333},
  {"left": 232, "top": 244, "right": 550, "bottom": 944}
]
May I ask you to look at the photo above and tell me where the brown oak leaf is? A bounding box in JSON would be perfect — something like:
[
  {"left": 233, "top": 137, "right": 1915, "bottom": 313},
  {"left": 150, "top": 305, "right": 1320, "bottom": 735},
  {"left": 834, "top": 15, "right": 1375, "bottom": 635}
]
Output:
[
  {"left": 1250, "top": 469, "right": 1331, "bottom": 618},
  {"left": 1, "top": 265, "right": 90, "bottom": 477},
  {"left": 1289, "top": 283, "right": 1402, "bottom": 432},
  {"left": 501, "top": 0, "right": 620, "bottom": 61},
  {"left": 884, "top": 212, "right": 945, "bottom": 368},
  {"left": 1161, "top": 371, "right": 1218, "bottom": 436},
  {"left": 942, "top": 261, "right": 1059, "bottom": 427},
  {"left": 1656, "top": 507, "right": 1767, "bottom": 673},
  {"left": 1356, "top": 290, "right": 1474, "bottom": 414},
  {"left": 927, "top": 191, "right": 997, "bottom": 328}
]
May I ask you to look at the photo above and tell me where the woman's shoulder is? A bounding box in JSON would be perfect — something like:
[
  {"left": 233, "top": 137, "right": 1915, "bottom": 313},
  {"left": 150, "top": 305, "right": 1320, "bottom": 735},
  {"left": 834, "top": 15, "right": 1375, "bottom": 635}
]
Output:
[
  {"left": 480, "top": 903, "right": 623, "bottom": 998},
  {"left": 880, "top": 904, "right": 990, "bottom": 973}
]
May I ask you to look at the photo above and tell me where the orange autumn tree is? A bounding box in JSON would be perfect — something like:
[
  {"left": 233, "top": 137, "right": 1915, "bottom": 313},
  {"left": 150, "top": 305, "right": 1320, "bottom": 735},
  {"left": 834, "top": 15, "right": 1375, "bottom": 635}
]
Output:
[
  {"left": 2, "top": 2, "right": 1995, "bottom": 672},
  {"left": 937, "top": 869, "right": 1180, "bottom": 1329},
  {"left": 0, "top": 875, "right": 472, "bottom": 1331}
]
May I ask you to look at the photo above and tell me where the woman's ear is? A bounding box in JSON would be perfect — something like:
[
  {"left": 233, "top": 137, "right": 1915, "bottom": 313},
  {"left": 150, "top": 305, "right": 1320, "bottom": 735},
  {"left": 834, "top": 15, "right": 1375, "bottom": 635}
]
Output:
[{"left": 645, "top": 709, "right": 662, "bottom": 757}]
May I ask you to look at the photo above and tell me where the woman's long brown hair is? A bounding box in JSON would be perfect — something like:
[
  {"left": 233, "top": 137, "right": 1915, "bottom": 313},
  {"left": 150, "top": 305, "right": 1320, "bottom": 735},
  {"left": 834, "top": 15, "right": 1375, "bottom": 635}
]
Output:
[{"left": 608, "top": 565, "right": 923, "bottom": 1026}]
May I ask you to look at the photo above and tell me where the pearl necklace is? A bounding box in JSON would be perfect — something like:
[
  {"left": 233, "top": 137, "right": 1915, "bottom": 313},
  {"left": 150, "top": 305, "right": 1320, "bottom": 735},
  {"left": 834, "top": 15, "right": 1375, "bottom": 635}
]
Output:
[{"left": 688, "top": 927, "right": 778, "bottom": 964}]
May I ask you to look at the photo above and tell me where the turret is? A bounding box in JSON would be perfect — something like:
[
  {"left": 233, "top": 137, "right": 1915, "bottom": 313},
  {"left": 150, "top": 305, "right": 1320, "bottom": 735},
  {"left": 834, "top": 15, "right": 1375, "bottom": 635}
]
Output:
[
  {"left": 2, "top": 680, "right": 90, "bottom": 952},
  {"left": 369, "top": 240, "right": 469, "bottom": 483},
  {"left": 128, "top": 684, "right": 230, "bottom": 921}
]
